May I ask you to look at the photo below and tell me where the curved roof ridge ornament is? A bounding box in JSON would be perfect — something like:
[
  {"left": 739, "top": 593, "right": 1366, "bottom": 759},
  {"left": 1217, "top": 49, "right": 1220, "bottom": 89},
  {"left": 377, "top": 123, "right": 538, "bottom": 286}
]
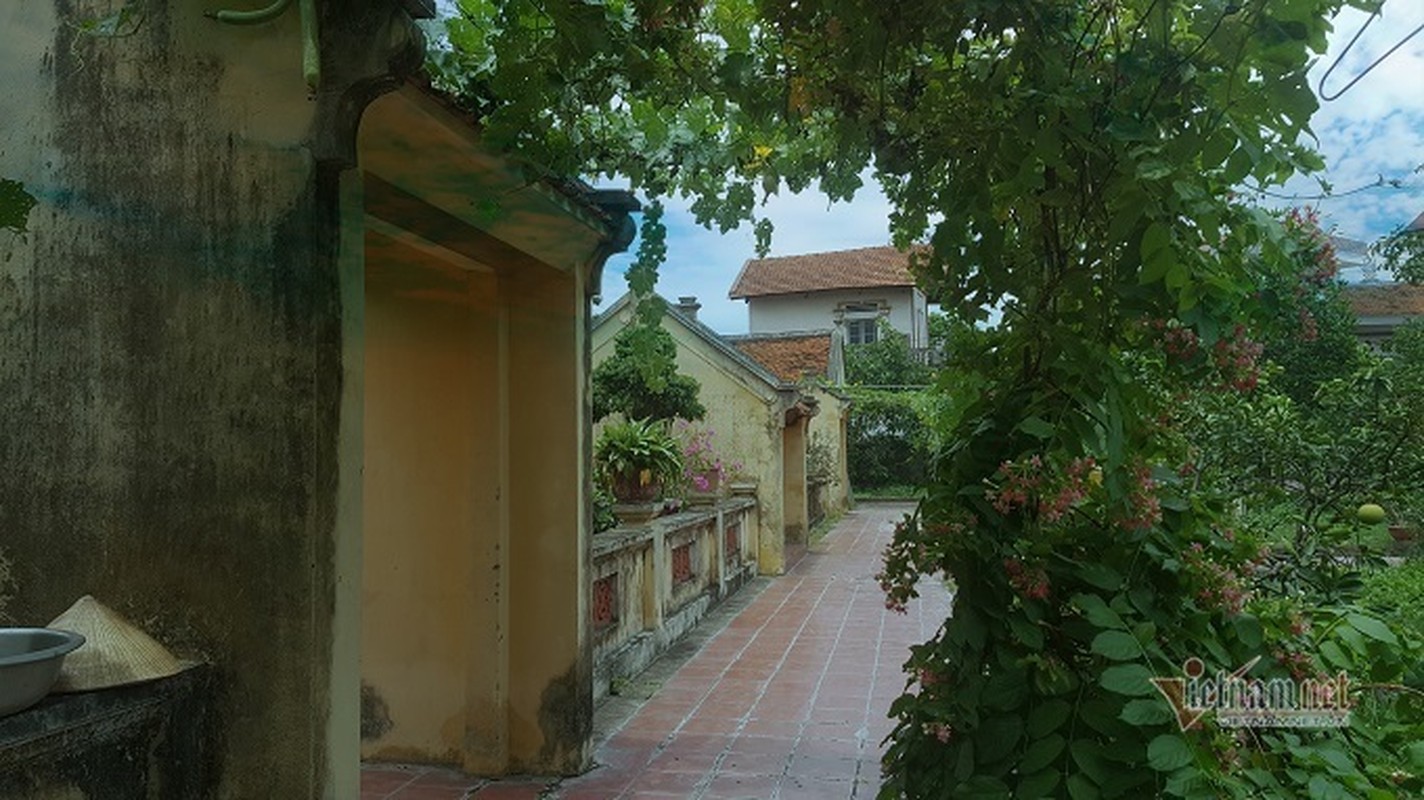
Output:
[{"left": 206, "top": 0, "right": 320, "bottom": 94}]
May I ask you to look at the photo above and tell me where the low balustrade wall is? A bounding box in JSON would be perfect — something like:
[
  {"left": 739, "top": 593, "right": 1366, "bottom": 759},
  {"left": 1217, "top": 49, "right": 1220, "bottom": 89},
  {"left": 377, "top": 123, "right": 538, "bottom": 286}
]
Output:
[{"left": 591, "top": 496, "right": 758, "bottom": 704}]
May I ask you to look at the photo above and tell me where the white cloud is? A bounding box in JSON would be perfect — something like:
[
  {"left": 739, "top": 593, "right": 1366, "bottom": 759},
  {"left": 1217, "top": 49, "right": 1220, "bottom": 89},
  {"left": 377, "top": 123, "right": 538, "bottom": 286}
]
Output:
[{"left": 1267, "top": 2, "right": 1424, "bottom": 249}]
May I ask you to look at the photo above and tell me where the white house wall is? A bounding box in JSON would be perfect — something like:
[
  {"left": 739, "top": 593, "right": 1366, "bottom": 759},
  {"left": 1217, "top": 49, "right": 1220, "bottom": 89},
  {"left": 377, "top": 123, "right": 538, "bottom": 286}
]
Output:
[{"left": 747, "top": 287, "right": 928, "bottom": 347}]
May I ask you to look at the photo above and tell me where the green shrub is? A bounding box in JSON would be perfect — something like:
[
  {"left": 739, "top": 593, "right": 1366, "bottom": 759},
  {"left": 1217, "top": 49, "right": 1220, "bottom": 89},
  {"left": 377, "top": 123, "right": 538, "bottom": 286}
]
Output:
[
  {"left": 592, "top": 486, "right": 618, "bottom": 533},
  {"left": 845, "top": 388, "right": 931, "bottom": 490},
  {"left": 1361, "top": 560, "right": 1424, "bottom": 638}
]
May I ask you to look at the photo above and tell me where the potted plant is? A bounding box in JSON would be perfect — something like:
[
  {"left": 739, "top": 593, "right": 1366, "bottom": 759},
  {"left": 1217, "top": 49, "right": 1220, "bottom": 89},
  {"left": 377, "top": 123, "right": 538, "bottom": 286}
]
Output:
[
  {"left": 673, "top": 419, "right": 725, "bottom": 506},
  {"left": 595, "top": 419, "right": 683, "bottom": 524}
]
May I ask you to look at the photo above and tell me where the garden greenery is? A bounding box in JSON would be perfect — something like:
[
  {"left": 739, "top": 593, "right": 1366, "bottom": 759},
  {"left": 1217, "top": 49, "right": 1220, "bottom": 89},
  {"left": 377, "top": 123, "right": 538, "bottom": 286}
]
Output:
[
  {"left": 432, "top": 0, "right": 1422, "bottom": 796},
  {"left": 845, "top": 389, "right": 932, "bottom": 492},
  {"left": 0, "top": 178, "right": 36, "bottom": 235}
]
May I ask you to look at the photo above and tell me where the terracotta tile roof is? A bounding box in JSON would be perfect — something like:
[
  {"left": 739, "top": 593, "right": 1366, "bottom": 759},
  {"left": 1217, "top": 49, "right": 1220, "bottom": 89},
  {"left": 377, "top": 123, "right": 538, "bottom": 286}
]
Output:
[
  {"left": 1344, "top": 283, "right": 1424, "bottom": 318},
  {"left": 731, "top": 333, "right": 831, "bottom": 383},
  {"left": 728, "top": 245, "right": 917, "bottom": 299}
]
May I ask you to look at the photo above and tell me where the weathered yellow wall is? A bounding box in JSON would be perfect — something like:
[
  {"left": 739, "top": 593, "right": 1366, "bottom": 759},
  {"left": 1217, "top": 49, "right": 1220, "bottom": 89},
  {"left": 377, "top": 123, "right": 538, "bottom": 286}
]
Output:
[
  {"left": 504, "top": 264, "right": 591, "bottom": 774},
  {"left": 361, "top": 247, "right": 500, "bottom": 766},
  {"left": 354, "top": 81, "right": 612, "bottom": 779},
  {"left": 0, "top": 2, "right": 422, "bottom": 798},
  {"left": 359, "top": 239, "right": 593, "bottom": 776},
  {"left": 806, "top": 387, "right": 853, "bottom": 513},
  {"left": 782, "top": 418, "right": 809, "bottom": 557},
  {"left": 591, "top": 304, "right": 795, "bottom": 574}
]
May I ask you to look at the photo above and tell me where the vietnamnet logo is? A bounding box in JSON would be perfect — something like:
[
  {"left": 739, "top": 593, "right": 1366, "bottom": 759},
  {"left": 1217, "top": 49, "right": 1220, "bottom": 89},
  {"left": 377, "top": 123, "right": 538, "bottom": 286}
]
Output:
[{"left": 1150, "top": 656, "right": 1352, "bottom": 731}]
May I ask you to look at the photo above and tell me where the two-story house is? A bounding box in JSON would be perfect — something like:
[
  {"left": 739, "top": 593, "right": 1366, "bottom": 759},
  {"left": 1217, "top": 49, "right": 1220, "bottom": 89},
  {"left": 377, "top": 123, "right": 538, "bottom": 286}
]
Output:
[{"left": 728, "top": 245, "right": 930, "bottom": 348}]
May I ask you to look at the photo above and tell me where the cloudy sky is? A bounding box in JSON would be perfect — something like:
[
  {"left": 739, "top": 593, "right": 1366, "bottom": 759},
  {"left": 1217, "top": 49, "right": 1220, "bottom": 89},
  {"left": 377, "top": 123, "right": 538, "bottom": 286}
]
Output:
[{"left": 596, "top": 3, "right": 1424, "bottom": 333}]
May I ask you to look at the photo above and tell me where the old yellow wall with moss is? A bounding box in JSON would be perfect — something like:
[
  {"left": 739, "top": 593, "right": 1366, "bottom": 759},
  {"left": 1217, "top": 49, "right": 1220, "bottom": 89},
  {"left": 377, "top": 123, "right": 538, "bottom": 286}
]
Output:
[{"left": 0, "top": 2, "right": 423, "bottom": 798}]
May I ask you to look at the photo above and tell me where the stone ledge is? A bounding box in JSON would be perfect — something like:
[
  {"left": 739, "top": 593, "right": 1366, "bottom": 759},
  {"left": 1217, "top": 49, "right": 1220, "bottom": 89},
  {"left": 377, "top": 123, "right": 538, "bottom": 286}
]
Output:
[
  {"left": 593, "top": 560, "right": 757, "bottom": 707},
  {"left": 0, "top": 665, "right": 215, "bottom": 798}
]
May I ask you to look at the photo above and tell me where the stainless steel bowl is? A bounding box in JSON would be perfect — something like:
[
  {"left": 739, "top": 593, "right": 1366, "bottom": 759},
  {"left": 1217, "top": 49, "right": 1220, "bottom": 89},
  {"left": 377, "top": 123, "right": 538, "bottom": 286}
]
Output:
[{"left": 0, "top": 628, "right": 86, "bottom": 717}]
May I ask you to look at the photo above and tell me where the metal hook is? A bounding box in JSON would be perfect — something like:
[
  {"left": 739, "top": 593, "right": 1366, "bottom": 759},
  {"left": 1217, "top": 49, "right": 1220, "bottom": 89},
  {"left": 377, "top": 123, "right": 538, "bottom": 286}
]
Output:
[{"left": 1318, "top": 8, "right": 1424, "bottom": 102}]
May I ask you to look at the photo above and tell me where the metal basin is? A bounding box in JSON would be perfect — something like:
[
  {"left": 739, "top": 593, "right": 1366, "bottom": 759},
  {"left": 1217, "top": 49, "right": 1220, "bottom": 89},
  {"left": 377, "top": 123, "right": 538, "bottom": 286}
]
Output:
[{"left": 0, "top": 628, "right": 85, "bottom": 717}]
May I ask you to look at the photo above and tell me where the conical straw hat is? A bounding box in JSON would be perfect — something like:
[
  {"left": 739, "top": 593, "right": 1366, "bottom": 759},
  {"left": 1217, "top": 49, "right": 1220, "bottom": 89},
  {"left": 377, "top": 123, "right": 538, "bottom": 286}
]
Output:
[{"left": 46, "top": 595, "right": 183, "bottom": 691}]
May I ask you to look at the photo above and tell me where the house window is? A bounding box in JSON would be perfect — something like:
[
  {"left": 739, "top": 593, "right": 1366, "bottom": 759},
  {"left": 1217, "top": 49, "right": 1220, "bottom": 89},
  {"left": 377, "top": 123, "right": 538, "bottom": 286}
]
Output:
[{"left": 847, "top": 318, "right": 879, "bottom": 344}]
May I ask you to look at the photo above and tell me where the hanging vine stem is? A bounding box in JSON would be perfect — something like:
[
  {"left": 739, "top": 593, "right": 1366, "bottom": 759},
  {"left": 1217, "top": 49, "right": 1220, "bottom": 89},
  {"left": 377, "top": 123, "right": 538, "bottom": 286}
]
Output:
[
  {"left": 1243, "top": 171, "right": 1418, "bottom": 202},
  {"left": 207, "top": 0, "right": 320, "bottom": 93}
]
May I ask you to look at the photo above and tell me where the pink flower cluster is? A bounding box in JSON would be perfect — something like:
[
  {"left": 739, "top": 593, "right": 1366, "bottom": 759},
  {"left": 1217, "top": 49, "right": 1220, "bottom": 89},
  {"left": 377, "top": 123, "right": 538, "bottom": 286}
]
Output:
[
  {"left": 1273, "top": 648, "right": 1315, "bottom": 682},
  {"left": 988, "top": 455, "right": 1044, "bottom": 514},
  {"left": 673, "top": 419, "right": 724, "bottom": 486},
  {"left": 987, "top": 455, "right": 1097, "bottom": 524},
  {"left": 1146, "top": 318, "right": 1263, "bottom": 393},
  {"left": 1040, "top": 457, "right": 1096, "bottom": 522},
  {"left": 877, "top": 518, "right": 921, "bottom": 614},
  {"left": 1283, "top": 207, "right": 1339, "bottom": 286},
  {"left": 1117, "top": 464, "right": 1162, "bottom": 531},
  {"left": 1004, "top": 557, "right": 1051, "bottom": 600},
  {"left": 1211, "top": 325, "right": 1263, "bottom": 393},
  {"left": 1183, "top": 541, "right": 1247, "bottom": 615},
  {"left": 1149, "top": 319, "right": 1200, "bottom": 363}
]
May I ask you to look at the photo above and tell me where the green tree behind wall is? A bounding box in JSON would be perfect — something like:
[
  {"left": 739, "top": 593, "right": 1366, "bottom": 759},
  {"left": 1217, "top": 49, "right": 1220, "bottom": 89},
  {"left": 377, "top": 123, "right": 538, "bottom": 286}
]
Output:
[
  {"left": 844, "top": 321, "right": 933, "bottom": 491},
  {"left": 592, "top": 316, "right": 706, "bottom": 423}
]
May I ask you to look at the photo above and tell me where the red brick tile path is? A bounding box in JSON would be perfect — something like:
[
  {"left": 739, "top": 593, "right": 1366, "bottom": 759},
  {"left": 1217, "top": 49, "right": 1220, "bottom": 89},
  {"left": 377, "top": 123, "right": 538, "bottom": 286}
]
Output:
[{"left": 361, "top": 502, "right": 952, "bottom": 799}]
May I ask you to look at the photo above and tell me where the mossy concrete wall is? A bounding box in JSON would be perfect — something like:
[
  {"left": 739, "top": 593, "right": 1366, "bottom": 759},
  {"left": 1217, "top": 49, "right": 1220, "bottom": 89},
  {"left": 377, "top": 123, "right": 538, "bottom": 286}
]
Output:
[{"left": 0, "top": 1, "right": 422, "bottom": 797}]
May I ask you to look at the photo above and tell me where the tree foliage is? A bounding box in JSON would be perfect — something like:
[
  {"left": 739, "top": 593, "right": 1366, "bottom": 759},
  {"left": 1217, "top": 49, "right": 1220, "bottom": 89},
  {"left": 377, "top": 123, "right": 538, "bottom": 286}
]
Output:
[
  {"left": 1176, "top": 213, "right": 1424, "bottom": 604},
  {"left": 592, "top": 317, "right": 706, "bottom": 422},
  {"left": 844, "top": 321, "right": 933, "bottom": 387},
  {"left": 0, "top": 178, "right": 36, "bottom": 235},
  {"left": 845, "top": 389, "right": 931, "bottom": 491},
  {"left": 1375, "top": 225, "right": 1424, "bottom": 284},
  {"left": 432, "top": 1, "right": 1423, "bottom": 796}
]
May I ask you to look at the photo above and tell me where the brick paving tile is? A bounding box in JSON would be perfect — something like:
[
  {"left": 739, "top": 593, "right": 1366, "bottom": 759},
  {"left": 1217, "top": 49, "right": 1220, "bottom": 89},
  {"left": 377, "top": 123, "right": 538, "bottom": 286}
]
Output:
[
  {"left": 361, "top": 502, "right": 951, "bottom": 800},
  {"left": 468, "top": 780, "right": 553, "bottom": 799},
  {"left": 553, "top": 502, "right": 951, "bottom": 799}
]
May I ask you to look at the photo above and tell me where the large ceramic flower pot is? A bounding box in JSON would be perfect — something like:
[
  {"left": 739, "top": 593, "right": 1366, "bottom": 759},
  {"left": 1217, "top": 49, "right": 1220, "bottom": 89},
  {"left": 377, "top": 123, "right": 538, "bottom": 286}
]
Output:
[{"left": 610, "top": 470, "right": 661, "bottom": 504}]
